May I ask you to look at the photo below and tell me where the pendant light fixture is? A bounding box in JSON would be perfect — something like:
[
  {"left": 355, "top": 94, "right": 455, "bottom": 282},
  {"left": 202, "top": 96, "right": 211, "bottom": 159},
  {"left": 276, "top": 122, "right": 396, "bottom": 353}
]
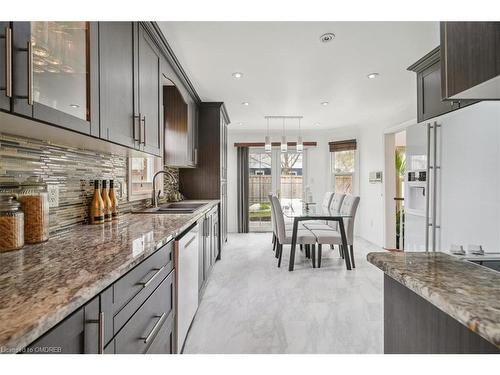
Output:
[
  {"left": 297, "top": 117, "right": 303, "bottom": 153},
  {"left": 265, "top": 117, "right": 271, "bottom": 153},
  {"left": 281, "top": 117, "right": 287, "bottom": 153}
]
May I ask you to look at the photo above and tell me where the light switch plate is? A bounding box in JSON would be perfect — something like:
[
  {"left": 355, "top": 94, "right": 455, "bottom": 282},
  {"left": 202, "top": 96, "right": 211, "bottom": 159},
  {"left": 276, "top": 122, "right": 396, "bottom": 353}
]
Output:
[{"left": 47, "top": 185, "right": 59, "bottom": 208}]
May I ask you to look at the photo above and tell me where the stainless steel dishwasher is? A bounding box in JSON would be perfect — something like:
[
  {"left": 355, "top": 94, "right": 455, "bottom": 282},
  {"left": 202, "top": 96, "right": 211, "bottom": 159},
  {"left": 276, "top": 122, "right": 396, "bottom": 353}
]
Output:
[{"left": 174, "top": 221, "right": 200, "bottom": 353}]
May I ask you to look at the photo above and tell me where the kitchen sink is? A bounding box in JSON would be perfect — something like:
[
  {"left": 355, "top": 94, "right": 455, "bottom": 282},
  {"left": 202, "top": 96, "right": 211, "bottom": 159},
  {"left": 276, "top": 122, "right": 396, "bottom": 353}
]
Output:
[{"left": 133, "top": 201, "right": 207, "bottom": 214}]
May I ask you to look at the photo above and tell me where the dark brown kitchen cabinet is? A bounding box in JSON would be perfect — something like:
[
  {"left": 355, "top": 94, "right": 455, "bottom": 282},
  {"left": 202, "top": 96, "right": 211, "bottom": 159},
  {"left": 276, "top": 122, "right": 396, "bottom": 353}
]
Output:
[
  {"left": 98, "top": 22, "right": 137, "bottom": 148},
  {"left": 408, "top": 47, "right": 478, "bottom": 123},
  {"left": 441, "top": 22, "right": 500, "bottom": 100},
  {"left": 136, "top": 23, "right": 162, "bottom": 156},
  {"left": 25, "top": 296, "right": 100, "bottom": 354},
  {"left": 179, "top": 103, "right": 229, "bottom": 247},
  {"left": 10, "top": 22, "right": 99, "bottom": 136},
  {"left": 0, "top": 22, "right": 11, "bottom": 111}
]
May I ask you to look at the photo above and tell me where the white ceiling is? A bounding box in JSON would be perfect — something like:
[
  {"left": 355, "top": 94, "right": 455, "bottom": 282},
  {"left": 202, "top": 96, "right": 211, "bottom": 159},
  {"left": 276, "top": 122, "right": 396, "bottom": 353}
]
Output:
[{"left": 158, "top": 22, "right": 439, "bottom": 131}]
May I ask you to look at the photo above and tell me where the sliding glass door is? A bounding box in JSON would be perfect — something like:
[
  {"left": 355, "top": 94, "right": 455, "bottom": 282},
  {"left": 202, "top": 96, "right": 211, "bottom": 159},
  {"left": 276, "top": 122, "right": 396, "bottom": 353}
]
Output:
[
  {"left": 248, "top": 148, "right": 306, "bottom": 232},
  {"left": 248, "top": 150, "right": 273, "bottom": 232}
]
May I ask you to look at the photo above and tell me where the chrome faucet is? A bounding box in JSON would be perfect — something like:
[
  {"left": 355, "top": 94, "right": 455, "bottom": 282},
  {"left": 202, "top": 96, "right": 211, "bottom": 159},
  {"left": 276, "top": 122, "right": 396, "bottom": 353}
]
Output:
[{"left": 151, "top": 170, "right": 176, "bottom": 208}]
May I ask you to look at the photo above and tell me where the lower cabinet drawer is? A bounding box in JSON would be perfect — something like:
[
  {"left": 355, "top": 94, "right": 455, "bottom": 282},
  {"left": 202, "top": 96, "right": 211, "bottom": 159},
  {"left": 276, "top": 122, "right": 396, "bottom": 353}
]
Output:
[
  {"left": 101, "top": 241, "right": 173, "bottom": 344},
  {"left": 146, "top": 313, "right": 174, "bottom": 354},
  {"left": 112, "top": 270, "right": 174, "bottom": 354}
]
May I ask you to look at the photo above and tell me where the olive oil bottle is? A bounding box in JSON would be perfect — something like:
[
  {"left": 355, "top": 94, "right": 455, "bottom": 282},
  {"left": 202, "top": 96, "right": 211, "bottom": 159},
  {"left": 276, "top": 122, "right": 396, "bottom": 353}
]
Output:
[
  {"left": 109, "top": 180, "right": 119, "bottom": 220},
  {"left": 89, "top": 180, "right": 105, "bottom": 224},
  {"left": 101, "top": 180, "right": 112, "bottom": 222}
]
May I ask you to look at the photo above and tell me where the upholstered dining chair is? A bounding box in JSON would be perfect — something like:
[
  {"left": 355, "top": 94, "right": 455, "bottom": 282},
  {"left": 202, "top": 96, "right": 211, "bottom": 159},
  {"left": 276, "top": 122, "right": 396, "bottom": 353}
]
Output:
[
  {"left": 309, "top": 195, "right": 360, "bottom": 268},
  {"left": 270, "top": 195, "right": 317, "bottom": 268}
]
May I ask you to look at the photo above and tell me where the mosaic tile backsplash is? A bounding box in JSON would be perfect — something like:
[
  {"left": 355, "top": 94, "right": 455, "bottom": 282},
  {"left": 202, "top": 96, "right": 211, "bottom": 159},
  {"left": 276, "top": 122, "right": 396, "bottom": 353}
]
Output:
[{"left": 0, "top": 133, "right": 179, "bottom": 233}]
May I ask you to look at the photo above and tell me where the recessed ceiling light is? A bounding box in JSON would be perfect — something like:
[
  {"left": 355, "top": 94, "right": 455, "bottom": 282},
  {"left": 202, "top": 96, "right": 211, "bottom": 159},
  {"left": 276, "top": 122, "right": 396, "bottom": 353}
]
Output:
[
  {"left": 321, "top": 101, "right": 329, "bottom": 106},
  {"left": 232, "top": 72, "right": 243, "bottom": 79},
  {"left": 241, "top": 102, "right": 249, "bottom": 106},
  {"left": 320, "top": 33, "right": 335, "bottom": 43},
  {"left": 69, "top": 104, "right": 80, "bottom": 108},
  {"left": 367, "top": 73, "right": 380, "bottom": 79}
]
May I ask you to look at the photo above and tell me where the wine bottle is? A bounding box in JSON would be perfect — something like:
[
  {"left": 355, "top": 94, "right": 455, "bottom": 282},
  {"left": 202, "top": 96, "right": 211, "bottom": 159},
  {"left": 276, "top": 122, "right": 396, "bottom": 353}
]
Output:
[
  {"left": 101, "top": 180, "right": 112, "bottom": 222},
  {"left": 89, "top": 180, "right": 105, "bottom": 225},
  {"left": 109, "top": 180, "right": 119, "bottom": 220}
]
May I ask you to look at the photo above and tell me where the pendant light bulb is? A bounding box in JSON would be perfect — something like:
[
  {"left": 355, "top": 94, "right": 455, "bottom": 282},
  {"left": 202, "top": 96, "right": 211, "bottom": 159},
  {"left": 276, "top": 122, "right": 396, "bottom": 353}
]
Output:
[
  {"left": 265, "top": 118, "right": 271, "bottom": 153},
  {"left": 281, "top": 118, "right": 287, "bottom": 153},
  {"left": 265, "top": 136, "right": 271, "bottom": 153},
  {"left": 297, "top": 118, "right": 303, "bottom": 153}
]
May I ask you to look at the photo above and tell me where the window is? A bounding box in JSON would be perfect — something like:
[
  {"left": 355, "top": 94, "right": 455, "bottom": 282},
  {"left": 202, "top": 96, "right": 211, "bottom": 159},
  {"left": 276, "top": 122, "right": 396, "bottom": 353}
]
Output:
[
  {"left": 329, "top": 139, "right": 357, "bottom": 194},
  {"left": 128, "top": 156, "right": 163, "bottom": 201}
]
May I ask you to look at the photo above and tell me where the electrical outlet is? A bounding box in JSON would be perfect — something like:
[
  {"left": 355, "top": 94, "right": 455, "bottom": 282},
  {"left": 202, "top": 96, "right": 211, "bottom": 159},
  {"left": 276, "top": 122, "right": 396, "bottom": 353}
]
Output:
[{"left": 47, "top": 185, "right": 59, "bottom": 208}]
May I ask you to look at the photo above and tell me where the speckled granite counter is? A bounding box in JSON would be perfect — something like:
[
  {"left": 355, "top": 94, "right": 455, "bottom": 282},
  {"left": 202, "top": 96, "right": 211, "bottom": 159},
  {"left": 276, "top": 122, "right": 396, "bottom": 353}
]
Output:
[
  {"left": 0, "top": 200, "right": 219, "bottom": 352},
  {"left": 367, "top": 251, "right": 500, "bottom": 349}
]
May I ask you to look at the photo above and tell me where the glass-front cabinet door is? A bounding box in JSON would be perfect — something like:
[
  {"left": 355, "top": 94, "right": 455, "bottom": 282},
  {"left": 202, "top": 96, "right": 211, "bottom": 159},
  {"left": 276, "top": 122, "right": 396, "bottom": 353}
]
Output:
[{"left": 12, "top": 22, "right": 98, "bottom": 135}]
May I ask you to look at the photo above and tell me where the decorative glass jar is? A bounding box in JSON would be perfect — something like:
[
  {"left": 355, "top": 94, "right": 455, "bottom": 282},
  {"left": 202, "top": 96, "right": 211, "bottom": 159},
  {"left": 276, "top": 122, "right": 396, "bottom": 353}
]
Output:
[
  {"left": 18, "top": 177, "right": 50, "bottom": 244},
  {"left": 0, "top": 196, "right": 24, "bottom": 252}
]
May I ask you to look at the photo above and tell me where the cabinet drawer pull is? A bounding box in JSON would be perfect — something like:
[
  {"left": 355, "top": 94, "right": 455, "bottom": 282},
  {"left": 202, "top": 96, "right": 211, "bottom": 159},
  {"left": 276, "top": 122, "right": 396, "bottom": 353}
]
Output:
[
  {"left": 140, "top": 312, "right": 167, "bottom": 344},
  {"left": 87, "top": 311, "right": 105, "bottom": 354},
  {"left": 137, "top": 265, "right": 165, "bottom": 288},
  {"left": 1, "top": 26, "right": 12, "bottom": 97},
  {"left": 185, "top": 235, "right": 196, "bottom": 248}
]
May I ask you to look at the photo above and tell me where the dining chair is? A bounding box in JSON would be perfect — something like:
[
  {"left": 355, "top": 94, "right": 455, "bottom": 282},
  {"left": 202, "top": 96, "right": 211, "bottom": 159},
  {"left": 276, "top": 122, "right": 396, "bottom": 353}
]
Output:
[
  {"left": 270, "top": 195, "right": 317, "bottom": 268},
  {"left": 309, "top": 195, "right": 360, "bottom": 268}
]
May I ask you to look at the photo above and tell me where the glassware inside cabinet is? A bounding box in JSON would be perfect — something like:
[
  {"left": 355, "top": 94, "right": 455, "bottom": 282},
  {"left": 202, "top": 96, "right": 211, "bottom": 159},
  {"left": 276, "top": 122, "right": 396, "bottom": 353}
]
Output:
[{"left": 31, "top": 22, "right": 88, "bottom": 120}]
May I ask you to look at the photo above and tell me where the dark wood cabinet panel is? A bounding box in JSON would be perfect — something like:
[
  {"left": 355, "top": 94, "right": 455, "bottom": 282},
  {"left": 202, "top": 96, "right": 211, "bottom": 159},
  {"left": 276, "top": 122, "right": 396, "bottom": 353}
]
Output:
[
  {"left": 164, "top": 85, "right": 190, "bottom": 166},
  {"left": 384, "top": 275, "right": 499, "bottom": 353},
  {"left": 137, "top": 24, "right": 161, "bottom": 156},
  {"left": 408, "top": 47, "right": 479, "bottom": 123},
  {"left": 98, "top": 22, "right": 137, "bottom": 148},
  {"left": 441, "top": 22, "right": 500, "bottom": 99},
  {"left": 26, "top": 296, "right": 100, "bottom": 354},
  {"left": 0, "top": 22, "right": 11, "bottom": 111}
]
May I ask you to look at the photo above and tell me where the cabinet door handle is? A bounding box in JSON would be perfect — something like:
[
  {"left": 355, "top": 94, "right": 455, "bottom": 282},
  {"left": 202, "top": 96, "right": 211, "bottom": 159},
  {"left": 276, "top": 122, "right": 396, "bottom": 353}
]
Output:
[
  {"left": 133, "top": 114, "right": 140, "bottom": 142},
  {"left": 87, "top": 311, "right": 105, "bottom": 354},
  {"left": 0, "top": 26, "right": 12, "bottom": 97},
  {"left": 137, "top": 265, "right": 165, "bottom": 289},
  {"left": 27, "top": 40, "right": 33, "bottom": 105},
  {"left": 141, "top": 116, "right": 146, "bottom": 145},
  {"left": 194, "top": 148, "right": 198, "bottom": 165},
  {"left": 140, "top": 312, "right": 167, "bottom": 344}
]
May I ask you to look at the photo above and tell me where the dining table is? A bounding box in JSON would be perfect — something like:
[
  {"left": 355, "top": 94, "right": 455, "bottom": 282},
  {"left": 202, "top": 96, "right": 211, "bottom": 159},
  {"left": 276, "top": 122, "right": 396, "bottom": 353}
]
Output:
[{"left": 282, "top": 202, "right": 353, "bottom": 271}]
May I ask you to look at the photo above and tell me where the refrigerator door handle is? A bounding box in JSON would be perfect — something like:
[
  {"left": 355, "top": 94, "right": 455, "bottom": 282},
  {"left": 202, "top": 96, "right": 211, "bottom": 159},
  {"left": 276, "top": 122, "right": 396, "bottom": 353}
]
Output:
[{"left": 425, "top": 122, "right": 431, "bottom": 251}]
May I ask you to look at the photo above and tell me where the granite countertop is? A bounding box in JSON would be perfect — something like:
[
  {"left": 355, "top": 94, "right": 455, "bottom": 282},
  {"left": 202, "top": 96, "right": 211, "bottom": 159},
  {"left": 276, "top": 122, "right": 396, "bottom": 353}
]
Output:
[
  {"left": 0, "top": 200, "right": 219, "bottom": 352},
  {"left": 367, "top": 251, "right": 500, "bottom": 348}
]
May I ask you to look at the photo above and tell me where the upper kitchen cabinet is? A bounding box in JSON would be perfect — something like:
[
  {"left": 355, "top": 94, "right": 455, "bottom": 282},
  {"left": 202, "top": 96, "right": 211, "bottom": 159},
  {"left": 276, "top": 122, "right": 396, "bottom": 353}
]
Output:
[
  {"left": 11, "top": 22, "right": 99, "bottom": 136},
  {"left": 98, "top": 22, "right": 136, "bottom": 148},
  {"left": 0, "top": 23, "right": 11, "bottom": 111},
  {"left": 163, "top": 82, "right": 198, "bottom": 167},
  {"left": 441, "top": 22, "right": 500, "bottom": 100},
  {"left": 99, "top": 22, "right": 161, "bottom": 157},
  {"left": 136, "top": 24, "right": 162, "bottom": 156},
  {"left": 408, "top": 46, "right": 477, "bottom": 123}
]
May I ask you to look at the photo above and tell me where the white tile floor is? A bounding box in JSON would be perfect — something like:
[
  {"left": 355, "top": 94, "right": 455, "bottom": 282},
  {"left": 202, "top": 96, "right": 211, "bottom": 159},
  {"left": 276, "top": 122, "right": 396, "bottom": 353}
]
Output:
[{"left": 183, "top": 233, "right": 384, "bottom": 354}]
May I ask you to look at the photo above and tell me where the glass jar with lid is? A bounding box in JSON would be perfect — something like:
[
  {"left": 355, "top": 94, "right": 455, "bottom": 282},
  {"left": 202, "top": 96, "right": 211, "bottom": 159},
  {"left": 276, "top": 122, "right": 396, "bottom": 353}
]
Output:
[
  {"left": 18, "top": 176, "right": 50, "bottom": 244},
  {"left": 0, "top": 196, "right": 24, "bottom": 252}
]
